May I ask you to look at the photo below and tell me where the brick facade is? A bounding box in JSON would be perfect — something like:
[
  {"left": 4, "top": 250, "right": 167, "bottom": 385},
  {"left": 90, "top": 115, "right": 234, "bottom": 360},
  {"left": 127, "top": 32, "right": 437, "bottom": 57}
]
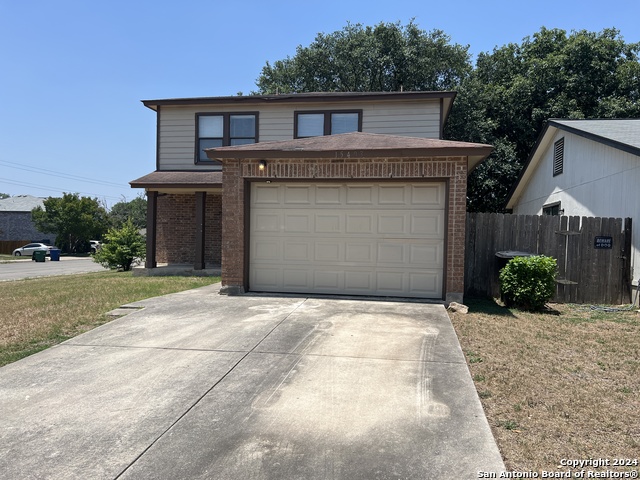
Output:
[
  {"left": 221, "top": 157, "right": 467, "bottom": 302},
  {"left": 156, "top": 193, "right": 222, "bottom": 266}
]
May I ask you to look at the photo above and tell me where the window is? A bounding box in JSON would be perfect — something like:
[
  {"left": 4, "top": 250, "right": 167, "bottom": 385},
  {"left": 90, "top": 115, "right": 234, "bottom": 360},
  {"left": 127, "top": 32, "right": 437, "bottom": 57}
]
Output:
[
  {"left": 543, "top": 202, "right": 562, "bottom": 216},
  {"left": 196, "top": 113, "right": 257, "bottom": 165},
  {"left": 295, "top": 111, "right": 361, "bottom": 138},
  {"left": 553, "top": 137, "right": 564, "bottom": 176}
]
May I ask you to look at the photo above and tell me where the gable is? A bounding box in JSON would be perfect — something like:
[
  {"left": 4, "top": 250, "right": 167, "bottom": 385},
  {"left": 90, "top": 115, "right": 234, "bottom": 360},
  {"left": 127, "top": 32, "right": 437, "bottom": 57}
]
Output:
[{"left": 507, "top": 120, "right": 640, "bottom": 209}]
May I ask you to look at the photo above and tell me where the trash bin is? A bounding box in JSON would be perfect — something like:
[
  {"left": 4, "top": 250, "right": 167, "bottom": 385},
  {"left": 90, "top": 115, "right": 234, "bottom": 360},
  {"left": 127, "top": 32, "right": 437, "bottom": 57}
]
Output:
[
  {"left": 32, "top": 250, "right": 46, "bottom": 262},
  {"left": 50, "top": 248, "right": 61, "bottom": 261},
  {"left": 493, "top": 251, "right": 535, "bottom": 297}
]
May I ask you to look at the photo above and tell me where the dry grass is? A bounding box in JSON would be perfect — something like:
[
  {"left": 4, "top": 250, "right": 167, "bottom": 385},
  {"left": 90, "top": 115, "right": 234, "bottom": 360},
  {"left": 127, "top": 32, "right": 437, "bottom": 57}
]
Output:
[
  {"left": 450, "top": 298, "right": 640, "bottom": 472},
  {"left": 0, "top": 271, "right": 220, "bottom": 366}
]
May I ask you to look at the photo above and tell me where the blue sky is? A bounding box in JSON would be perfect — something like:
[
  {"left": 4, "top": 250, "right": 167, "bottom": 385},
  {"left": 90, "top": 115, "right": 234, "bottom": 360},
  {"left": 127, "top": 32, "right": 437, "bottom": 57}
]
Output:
[{"left": 1, "top": 0, "right": 638, "bottom": 207}]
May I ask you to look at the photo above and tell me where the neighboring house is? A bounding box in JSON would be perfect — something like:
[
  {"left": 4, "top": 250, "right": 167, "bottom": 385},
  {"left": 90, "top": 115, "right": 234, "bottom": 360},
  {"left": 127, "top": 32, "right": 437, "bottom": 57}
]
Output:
[
  {"left": 506, "top": 118, "right": 640, "bottom": 286},
  {"left": 0, "top": 195, "right": 56, "bottom": 244},
  {"left": 131, "top": 91, "right": 492, "bottom": 303}
]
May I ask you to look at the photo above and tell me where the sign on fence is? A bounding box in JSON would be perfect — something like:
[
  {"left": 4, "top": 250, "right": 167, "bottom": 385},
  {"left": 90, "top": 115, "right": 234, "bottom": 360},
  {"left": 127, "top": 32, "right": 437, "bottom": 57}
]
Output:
[{"left": 465, "top": 213, "right": 632, "bottom": 305}]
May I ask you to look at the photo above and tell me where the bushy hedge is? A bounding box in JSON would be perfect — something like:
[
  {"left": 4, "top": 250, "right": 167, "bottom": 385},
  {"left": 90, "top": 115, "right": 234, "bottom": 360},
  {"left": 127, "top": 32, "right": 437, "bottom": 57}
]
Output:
[
  {"left": 499, "top": 255, "right": 557, "bottom": 311},
  {"left": 92, "top": 219, "right": 145, "bottom": 271}
]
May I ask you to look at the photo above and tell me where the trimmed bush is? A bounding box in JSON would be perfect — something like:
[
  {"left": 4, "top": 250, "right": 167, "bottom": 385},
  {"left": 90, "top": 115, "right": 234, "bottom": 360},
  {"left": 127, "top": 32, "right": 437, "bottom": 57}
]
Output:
[
  {"left": 499, "top": 255, "right": 557, "bottom": 311},
  {"left": 92, "top": 219, "right": 145, "bottom": 271}
]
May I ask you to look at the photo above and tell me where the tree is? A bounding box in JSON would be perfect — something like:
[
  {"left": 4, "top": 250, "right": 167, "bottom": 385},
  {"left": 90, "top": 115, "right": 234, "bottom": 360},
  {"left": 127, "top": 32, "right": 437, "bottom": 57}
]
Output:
[
  {"left": 92, "top": 219, "right": 146, "bottom": 271},
  {"left": 31, "top": 193, "right": 109, "bottom": 253},
  {"left": 446, "top": 27, "right": 640, "bottom": 212},
  {"left": 255, "top": 21, "right": 472, "bottom": 94},
  {"left": 0, "top": 193, "right": 9, "bottom": 199},
  {"left": 109, "top": 196, "right": 147, "bottom": 229},
  {"left": 255, "top": 23, "right": 640, "bottom": 212}
]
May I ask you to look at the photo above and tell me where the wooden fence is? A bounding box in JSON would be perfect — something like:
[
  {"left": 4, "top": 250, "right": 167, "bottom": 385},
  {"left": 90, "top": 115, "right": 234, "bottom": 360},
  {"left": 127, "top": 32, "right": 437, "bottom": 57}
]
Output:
[
  {"left": 0, "top": 240, "right": 31, "bottom": 255},
  {"left": 465, "top": 213, "right": 633, "bottom": 305}
]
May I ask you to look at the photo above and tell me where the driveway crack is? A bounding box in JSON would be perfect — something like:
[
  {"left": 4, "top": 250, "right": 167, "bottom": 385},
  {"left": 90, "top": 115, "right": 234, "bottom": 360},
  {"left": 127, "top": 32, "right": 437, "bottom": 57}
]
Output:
[{"left": 113, "top": 298, "right": 308, "bottom": 479}]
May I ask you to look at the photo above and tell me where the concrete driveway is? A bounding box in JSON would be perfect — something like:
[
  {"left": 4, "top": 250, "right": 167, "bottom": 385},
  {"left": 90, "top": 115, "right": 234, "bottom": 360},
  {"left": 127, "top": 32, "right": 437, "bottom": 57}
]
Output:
[
  {"left": 0, "top": 256, "right": 107, "bottom": 281},
  {"left": 0, "top": 284, "right": 504, "bottom": 479}
]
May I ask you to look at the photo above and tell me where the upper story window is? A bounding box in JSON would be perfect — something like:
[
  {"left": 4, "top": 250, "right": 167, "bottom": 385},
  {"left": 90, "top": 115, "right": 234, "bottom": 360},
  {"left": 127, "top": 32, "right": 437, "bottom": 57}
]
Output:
[
  {"left": 553, "top": 137, "right": 564, "bottom": 176},
  {"left": 294, "top": 110, "right": 362, "bottom": 138},
  {"left": 196, "top": 112, "right": 258, "bottom": 165}
]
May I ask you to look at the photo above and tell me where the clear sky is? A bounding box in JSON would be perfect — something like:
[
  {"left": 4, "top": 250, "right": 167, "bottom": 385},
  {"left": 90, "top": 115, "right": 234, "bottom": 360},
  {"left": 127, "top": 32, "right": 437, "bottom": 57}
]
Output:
[{"left": 1, "top": 0, "right": 638, "bottom": 207}]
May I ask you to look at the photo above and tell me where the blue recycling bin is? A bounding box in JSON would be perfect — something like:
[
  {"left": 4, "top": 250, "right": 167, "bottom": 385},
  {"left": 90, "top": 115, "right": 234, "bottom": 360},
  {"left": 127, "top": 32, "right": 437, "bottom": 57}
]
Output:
[{"left": 50, "top": 248, "right": 61, "bottom": 261}]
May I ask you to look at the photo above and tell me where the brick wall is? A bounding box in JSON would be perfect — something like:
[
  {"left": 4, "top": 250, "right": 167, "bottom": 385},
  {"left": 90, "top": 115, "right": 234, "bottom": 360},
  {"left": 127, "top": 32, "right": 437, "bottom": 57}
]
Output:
[
  {"left": 156, "top": 193, "right": 222, "bottom": 265},
  {"left": 221, "top": 156, "right": 468, "bottom": 302}
]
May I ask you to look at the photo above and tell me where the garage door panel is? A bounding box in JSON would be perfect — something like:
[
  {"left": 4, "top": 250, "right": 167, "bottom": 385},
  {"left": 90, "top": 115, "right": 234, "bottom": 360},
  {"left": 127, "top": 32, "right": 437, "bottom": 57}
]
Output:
[
  {"left": 316, "top": 186, "right": 342, "bottom": 204},
  {"left": 250, "top": 182, "right": 445, "bottom": 299},
  {"left": 345, "top": 243, "right": 374, "bottom": 263},
  {"left": 378, "top": 214, "right": 406, "bottom": 235},
  {"left": 253, "top": 213, "right": 281, "bottom": 232},
  {"left": 345, "top": 271, "right": 373, "bottom": 291},
  {"left": 283, "top": 241, "right": 310, "bottom": 262},
  {"left": 378, "top": 243, "right": 405, "bottom": 264},
  {"left": 283, "top": 214, "right": 311, "bottom": 233},
  {"left": 253, "top": 241, "right": 281, "bottom": 262},
  {"left": 409, "top": 271, "right": 443, "bottom": 296},
  {"left": 284, "top": 185, "right": 311, "bottom": 204},
  {"left": 315, "top": 242, "right": 342, "bottom": 262},
  {"left": 378, "top": 185, "right": 407, "bottom": 204},
  {"left": 252, "top": 185, "right": 280, "bottom": 204},
  {"left": 410, "top": 184, "right": 446, "bottom": 207},
  {"left": 376, "top": 272, "right": 405, "bottom": 293},
  {"left": 345, "top": 214, "right": 374, "bottom": 234},
  {"left": 346, "top": 186, "right": 373, "bottom": 205},
  {"left": 411, "top": 212, "right": 445, "bottom": 236},
  {"left": 252, "top": 267, "right": 282, "bottom": 289},
  {"left": 315, "top": 214, "right": 342, "bottom": 233},
  {"left": 409, "top": 243, "right": 444, "bottom": 267},
  {"left": 313, "top": 270, "right": 342, "bottom": 290},
  {"left": 282, "top": 269, "right": 310, "bottom": 289}
]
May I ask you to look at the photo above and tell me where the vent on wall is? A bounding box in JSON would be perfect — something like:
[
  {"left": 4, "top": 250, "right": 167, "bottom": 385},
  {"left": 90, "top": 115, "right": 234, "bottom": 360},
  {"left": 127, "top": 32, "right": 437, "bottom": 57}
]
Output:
[{"left": 553, "top": 137, "right": 564, "bottom": 176}]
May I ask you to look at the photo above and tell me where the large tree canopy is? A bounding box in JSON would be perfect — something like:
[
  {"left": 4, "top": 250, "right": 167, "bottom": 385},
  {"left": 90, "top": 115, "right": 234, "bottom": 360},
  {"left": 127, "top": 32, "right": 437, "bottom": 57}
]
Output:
[
  {"left": 108, "top": 196, "right": 147, "bottom": 230},
  {"left": 32, "top": 193, "right": 109, "bottom": 253},
  {"left": 255, "top": 23, "right": 640, "bottom": 212},
  {"left": 445, "top": 27, "right": 639, "bottom": 211},
  {"left": 256, "top": 21, "right": 472, "bottom": 93}
]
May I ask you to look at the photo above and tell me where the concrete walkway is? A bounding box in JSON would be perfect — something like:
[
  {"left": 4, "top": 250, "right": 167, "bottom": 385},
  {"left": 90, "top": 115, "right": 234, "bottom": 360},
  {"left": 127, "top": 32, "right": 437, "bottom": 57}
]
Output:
[{"left": 0, "top": 284, "right": 504, "bottom": 479}]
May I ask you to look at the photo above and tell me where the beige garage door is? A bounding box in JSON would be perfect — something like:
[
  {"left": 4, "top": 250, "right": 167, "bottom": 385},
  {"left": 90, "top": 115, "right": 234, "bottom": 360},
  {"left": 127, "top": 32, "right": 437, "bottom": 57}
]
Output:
[{"left": 249, "top": 182, "right": 445, "bottom": 298}]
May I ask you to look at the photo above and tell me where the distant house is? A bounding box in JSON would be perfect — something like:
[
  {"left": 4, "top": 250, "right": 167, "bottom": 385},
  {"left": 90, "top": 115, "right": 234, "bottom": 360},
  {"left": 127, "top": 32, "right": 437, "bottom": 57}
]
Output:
[
  {"left": 131, "top": 91, "right": 493, "bottom": 303},
  {"left": 506, "top": 119, "right": 640, "bottom": 286},
  {"left": 0, "top": 195, "right": 56, "bottom": 244}
]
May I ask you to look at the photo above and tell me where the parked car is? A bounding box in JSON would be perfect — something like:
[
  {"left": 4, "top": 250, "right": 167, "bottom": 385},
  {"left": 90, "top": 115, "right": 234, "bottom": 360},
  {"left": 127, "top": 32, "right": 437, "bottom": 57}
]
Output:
[
  {"left": 90, "top": 240, "right": 102, "bottom": 253},
  {"left": 12, "top": 243, "right": 53, "bottom": 257}
]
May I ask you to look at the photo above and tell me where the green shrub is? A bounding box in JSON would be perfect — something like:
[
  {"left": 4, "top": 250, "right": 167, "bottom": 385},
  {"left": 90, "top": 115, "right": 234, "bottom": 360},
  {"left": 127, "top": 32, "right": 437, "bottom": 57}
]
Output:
[
  {"left": 92, "top": 219, "right": 145, "bottom": 271},
  {"left": 499, "top": 255, "right": 557, "bottom": 311}
]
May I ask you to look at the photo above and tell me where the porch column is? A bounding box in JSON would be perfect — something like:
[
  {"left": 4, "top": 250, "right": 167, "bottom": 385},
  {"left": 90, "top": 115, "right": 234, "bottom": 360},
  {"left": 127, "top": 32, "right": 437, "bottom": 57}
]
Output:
[
  {"left": 145, "top": 190, "right": 157, "bottom": 269},
  {"left": 194, "top": 191, "right": 206, "bottom": 270}
]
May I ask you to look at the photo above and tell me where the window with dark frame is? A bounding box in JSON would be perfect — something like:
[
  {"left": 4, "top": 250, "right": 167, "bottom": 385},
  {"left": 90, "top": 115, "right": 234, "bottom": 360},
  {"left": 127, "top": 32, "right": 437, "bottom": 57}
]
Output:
[
  {"left": 543, "top": 203, "right": 561, "bottom": 216},
  {"left": 553, "top": 137, "right": 564, "bottom": 176},
  {"left": 294, "top": 110, "right": 361, "bottom": 138},
  {"left": 196, "top": 113, "right": 257, "bottom": 165}
]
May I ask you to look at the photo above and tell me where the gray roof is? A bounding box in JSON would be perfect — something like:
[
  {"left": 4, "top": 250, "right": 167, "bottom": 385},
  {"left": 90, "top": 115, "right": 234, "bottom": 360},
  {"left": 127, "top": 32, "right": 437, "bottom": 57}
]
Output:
[
  {"left": 550, "top": 119, "right": 640, "bottom": 154},
  {"left": 0, "top": 195, "right": 46, "bottom": 212}
]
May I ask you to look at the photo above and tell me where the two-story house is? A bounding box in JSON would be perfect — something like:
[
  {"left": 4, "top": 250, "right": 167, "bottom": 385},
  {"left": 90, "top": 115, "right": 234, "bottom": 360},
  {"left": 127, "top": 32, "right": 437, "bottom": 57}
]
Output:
[{"left": 131, "top": 91, "right": 492, "bottom": 303}]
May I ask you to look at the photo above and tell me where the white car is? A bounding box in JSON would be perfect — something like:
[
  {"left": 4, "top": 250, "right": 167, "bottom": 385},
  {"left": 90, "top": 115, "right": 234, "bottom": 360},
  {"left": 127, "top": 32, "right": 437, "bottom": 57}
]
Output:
[
  {"left": 90, "top": 240, "right": 102, "bottom": 253},
  {"left": 12, "top": 243, "right": 53, "bottom": 257}
]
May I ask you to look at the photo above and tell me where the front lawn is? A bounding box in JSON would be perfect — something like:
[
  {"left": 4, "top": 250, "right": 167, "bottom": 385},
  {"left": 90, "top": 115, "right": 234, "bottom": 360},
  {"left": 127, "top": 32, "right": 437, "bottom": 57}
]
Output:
[
  {"left": 0, "top": 271, "right": 220, "bottom": 366},
  {"left": 450, "top": 298, "right": 640, "bottom": 473}
]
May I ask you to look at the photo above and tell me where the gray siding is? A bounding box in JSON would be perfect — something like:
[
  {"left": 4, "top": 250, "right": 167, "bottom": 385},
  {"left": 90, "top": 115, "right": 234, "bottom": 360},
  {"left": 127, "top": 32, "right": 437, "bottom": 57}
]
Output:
[{"left": 0, "top": 212, "right": 56, "bottom": 243}]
